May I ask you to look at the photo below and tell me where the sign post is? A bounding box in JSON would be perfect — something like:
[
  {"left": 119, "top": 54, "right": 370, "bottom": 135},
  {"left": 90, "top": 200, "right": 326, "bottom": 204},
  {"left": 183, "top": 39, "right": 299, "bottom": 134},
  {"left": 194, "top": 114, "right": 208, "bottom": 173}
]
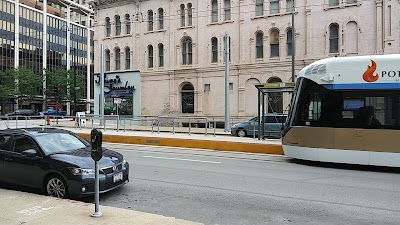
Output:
[{"left": 90, "top": 129, "right": 103, "bottom": 218}]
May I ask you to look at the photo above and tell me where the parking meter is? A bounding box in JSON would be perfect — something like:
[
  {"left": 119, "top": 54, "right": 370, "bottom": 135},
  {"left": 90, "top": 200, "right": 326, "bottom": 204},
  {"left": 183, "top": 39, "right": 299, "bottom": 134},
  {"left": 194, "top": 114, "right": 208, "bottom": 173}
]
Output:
[
  {"left": 90, "top": 129, "right": 103, "bottom": 217},
  {"left": 90, "top": 129, "right": 103, "bottom": 161}
]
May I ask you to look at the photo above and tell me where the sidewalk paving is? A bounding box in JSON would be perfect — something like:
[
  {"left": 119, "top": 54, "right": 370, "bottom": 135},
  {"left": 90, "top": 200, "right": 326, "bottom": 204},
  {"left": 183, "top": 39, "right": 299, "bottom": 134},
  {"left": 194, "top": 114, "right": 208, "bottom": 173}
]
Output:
[{"left": 0, "top": 188, "right": 204, "bottom": 225}]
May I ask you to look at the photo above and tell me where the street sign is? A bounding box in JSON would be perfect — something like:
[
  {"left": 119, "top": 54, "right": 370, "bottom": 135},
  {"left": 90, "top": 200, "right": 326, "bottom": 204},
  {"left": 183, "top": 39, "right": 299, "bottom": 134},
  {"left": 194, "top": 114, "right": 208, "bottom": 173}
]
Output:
[{"left": 114, "top": 98, "right": 122, "bottom": 104}]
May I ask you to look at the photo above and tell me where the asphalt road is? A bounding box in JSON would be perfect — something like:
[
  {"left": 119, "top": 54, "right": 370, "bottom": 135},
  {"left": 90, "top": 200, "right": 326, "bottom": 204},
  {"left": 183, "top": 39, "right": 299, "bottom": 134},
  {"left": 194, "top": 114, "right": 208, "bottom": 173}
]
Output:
[{"left": 85, "top": 143, "right": 400, "bottom": 225}]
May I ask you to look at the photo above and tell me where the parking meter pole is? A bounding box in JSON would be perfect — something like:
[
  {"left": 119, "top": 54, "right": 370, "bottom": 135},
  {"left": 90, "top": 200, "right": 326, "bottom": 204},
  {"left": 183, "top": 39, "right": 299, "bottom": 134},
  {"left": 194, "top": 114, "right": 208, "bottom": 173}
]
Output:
[
  {"left": 90, "top": 129, "right": 103, "bottom": 218},
  {"left": 92, "top": 161, "right": 102, "bottom": 217}
]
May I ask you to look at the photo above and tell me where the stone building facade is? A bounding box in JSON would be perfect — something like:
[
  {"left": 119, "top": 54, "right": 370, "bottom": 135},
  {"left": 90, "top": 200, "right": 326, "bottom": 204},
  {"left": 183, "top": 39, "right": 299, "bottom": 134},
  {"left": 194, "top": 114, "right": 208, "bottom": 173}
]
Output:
[{"left": 90, "top": 0, "right": 399, "bottom": 120}]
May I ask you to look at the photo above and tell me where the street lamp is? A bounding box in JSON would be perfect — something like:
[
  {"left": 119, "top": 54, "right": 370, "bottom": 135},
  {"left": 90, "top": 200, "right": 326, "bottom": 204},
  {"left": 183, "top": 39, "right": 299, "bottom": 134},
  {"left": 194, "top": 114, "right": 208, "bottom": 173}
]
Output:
[{"left": 73, "top": 41, "right": 77, "bottom": 116}]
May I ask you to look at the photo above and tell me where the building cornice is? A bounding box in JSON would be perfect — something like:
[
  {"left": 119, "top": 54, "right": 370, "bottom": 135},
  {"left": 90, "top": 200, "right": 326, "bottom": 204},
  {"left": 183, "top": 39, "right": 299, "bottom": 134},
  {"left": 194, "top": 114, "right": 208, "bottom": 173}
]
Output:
[{"left": 89, "top": 0, "right": 139, "bottom": 10}]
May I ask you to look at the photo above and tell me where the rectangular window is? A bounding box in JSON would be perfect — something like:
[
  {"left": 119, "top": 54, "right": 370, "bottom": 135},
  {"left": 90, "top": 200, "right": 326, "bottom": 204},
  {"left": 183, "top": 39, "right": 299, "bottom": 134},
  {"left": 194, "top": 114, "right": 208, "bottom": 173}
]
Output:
[
  {"left": 180, "top": 5, "right": 185, "bottom": 27},
  {"left": 388, "top": 5, "right": 391, "bottom": 36},
  {"left": 159, "top": 45, "right": 164, "bottom": 67},
  {"left": 329, "top": 25, "right": 339, "bottom": 53},
  {"left": 292, "top": 78, "right": 400, "bottom": 130},
  {"left": 255, "top": 0, "right": 264, "bottom": 16},
  {"left": 286, "top": 0, "right": 293, "bottom": 12},
  {"left": 204, "top": 84, "right": 211, "bottom": 92},
  {"left": 270, "top": 0, "right": 280, "bottom": 14},
  {"left": 287, "top": 29, "right": 293, "bottom": 56},
  {"left": 347, "top": 0, "right": 357, "bottom": 3},
  {"left": 224, "top": 0, "right": 231, "bottom": 21},
  {"left": 212, "top": 38, "right": 218, "bottom": 63},
  {"left": 212, "top": 1, "right": 218, "bottom": 22},
  {"left": 188, "top": 5, "right": 193, "bottom": 26},
  {"left": 329, "top": 0, "right": 339, "bottom": 6},
  {"left": 229, "top": 83, "right": 233, "bottom": 91},
  {"left": 148, "top": 47, "right": 153, "bottom": 68},
  {"left": 125, "top": 50, "right": 130, "bottom": 70}
]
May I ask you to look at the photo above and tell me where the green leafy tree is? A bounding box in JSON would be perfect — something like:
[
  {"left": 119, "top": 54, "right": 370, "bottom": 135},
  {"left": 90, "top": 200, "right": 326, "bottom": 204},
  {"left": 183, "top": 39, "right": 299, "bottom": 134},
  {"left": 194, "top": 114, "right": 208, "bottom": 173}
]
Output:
[
  {"left": 45, "top": 69, "right": 85, "bottom": 101},
  {"left": 11, "top": 68, "right": 42, "bottom": 108},
  {"left": 0, "top": 70, "right": 15, "bottom": 106}
]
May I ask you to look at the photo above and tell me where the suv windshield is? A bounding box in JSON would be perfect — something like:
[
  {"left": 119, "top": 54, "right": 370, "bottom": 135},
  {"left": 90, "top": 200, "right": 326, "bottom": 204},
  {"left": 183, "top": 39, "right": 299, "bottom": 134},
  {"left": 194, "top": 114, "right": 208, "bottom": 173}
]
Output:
[{"left": 36, "top": 133, "right": 89, "bottom": 154}]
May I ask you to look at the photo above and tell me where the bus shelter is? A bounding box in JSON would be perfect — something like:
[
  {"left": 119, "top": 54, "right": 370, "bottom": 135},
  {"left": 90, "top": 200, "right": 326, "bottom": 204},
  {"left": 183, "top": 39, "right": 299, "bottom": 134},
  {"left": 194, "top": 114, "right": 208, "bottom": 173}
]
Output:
[{"left": 255, "top": 82, "right": 295, "bottom": 140}]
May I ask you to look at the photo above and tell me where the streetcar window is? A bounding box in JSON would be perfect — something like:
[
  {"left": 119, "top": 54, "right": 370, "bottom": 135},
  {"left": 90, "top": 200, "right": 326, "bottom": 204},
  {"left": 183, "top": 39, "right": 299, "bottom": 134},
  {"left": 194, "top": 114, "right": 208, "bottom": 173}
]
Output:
[{"left": 291, "top": 78, "right": 400, "bottom": 129}]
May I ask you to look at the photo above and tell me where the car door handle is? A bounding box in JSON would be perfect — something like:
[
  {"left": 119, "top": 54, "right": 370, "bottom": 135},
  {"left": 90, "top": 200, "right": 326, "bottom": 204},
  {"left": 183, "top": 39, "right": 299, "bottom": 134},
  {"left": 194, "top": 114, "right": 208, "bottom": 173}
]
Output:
[{"left": 4, "top": 157, "right": 13, "bottom": 161}]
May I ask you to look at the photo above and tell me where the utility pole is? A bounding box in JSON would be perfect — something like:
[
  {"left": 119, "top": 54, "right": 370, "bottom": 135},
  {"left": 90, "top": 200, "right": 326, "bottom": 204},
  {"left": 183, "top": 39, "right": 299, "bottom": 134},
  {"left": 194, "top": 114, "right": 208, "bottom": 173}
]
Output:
[
  {"left": 224, "top": 34, "right": 230, "bottom": 132},
  {"left": 291, "top": 0, "right": 295, "bottom": 82},
  {"left": 74, "top": 41, "right": 77, "bottom": 116},
  {"left": 100, "top": 44, "right": 105, "bottom": 124}
]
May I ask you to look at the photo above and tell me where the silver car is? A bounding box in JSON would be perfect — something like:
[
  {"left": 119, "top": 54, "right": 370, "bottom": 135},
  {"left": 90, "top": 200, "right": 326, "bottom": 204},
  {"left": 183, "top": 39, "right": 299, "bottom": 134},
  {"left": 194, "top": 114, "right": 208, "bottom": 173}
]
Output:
[{"left": 231, "top": 114, "right": 287, "bottom": 138}]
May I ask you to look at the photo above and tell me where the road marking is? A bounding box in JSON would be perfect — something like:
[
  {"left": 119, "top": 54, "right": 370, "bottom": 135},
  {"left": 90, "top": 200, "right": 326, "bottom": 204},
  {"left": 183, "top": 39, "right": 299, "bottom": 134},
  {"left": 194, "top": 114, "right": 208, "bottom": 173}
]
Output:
[{"left": 143, "top": 155, "right": 221, "bottom": 164}]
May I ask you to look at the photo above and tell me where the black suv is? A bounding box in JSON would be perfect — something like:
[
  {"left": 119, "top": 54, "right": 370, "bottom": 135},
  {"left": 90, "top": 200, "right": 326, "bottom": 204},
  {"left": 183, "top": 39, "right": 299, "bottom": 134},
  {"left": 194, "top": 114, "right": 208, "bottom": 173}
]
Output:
[
  {"left": 5, "top": 109, "right": 35, "bottom": 117},
  {"left": 0, "top": 128, "right": 129, "bottom": 199}
]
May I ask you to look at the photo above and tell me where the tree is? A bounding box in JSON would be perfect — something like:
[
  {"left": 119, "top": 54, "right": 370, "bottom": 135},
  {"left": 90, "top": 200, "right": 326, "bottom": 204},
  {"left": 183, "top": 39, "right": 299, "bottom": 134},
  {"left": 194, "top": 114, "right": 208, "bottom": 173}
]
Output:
[
  {"left": 0, "top": 70, "right": 14, "bottom": 106},
  {"left": 10, "top": 68, "right": 42, "bottom": 108},
  {"left": 45, "top": 69, "right": 85, "bottom": 101}
]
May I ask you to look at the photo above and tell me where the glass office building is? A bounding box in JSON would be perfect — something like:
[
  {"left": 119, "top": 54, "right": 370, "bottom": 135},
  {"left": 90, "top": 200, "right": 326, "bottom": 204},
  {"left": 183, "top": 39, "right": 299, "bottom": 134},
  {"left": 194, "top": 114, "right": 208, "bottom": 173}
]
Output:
[{"left": 0, "top": 0, "right": 93, "bottom": 114}]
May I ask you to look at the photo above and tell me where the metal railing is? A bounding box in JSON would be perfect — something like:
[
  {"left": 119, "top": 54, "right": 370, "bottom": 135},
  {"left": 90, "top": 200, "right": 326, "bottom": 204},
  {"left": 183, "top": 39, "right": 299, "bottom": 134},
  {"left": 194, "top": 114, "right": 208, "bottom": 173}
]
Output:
[{"left": 0, "top": 114, "right": 244, "bottom": 137}]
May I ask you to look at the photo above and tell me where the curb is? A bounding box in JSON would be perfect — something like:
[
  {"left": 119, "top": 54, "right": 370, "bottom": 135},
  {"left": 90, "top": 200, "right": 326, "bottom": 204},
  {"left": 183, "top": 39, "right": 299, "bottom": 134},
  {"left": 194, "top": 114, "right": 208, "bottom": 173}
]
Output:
[{"left": 77, "top": 133, "right": 284, "bottom": 155}]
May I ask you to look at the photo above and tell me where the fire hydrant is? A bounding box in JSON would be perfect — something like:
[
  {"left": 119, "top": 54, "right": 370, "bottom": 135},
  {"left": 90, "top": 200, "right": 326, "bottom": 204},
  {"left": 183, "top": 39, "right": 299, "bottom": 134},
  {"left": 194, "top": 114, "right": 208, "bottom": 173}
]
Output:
[{"left": 46, "top": 116, "right": 50, "bottom": 125}]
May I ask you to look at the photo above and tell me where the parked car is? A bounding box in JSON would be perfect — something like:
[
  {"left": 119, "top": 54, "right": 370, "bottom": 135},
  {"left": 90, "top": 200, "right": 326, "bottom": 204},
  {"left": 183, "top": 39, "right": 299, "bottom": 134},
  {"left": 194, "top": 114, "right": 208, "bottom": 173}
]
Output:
[
  {"left": 39, "top": 109, "right": 67, "bottom": 116},
  {"left": 5, "top": 109, "right": 35, "bottom": 117},
  {"left": 231, "top": 113, "right": 287, "bottom": 138},
  {"left": 0, "top": 128, "right": 129, "bottom": 199}
]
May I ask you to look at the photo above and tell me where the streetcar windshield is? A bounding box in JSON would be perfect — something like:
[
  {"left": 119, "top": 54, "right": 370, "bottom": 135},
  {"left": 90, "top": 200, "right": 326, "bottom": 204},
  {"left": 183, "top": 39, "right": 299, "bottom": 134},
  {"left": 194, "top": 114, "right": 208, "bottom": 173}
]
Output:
[{"left": 287, "top": 78, "right": 400, "bottom": 130}]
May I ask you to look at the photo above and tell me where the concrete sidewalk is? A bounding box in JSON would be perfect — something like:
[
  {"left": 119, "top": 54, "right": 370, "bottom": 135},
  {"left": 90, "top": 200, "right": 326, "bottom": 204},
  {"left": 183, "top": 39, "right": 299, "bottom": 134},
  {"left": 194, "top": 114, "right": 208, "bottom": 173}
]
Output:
[{"left": 0, "top": 188, "right": 204, "bottom": 225}]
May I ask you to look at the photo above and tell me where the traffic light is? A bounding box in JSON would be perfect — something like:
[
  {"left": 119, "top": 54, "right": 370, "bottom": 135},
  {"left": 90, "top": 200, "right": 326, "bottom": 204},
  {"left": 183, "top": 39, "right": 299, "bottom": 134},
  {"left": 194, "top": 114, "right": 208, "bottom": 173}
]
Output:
[
  {"left": 54, "top": 85, "right": 61, "bottom": 103},
  {"left": 53, "top": 85, "right": 58, "bottom": 96}
]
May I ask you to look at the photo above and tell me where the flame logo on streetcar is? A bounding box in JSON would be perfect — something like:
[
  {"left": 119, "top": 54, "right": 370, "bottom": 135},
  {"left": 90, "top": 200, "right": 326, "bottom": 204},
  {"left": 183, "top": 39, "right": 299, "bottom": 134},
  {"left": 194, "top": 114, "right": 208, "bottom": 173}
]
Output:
[{"left": 362, "top": 60, "right": 379, "bottom": 82}]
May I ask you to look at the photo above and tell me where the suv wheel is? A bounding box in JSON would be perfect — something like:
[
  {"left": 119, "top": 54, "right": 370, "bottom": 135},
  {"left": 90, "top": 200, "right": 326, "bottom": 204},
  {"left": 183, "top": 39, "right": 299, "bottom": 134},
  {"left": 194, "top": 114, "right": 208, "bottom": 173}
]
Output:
[{"left": 237, "top": 129, "right": 247, "bottom": 137}]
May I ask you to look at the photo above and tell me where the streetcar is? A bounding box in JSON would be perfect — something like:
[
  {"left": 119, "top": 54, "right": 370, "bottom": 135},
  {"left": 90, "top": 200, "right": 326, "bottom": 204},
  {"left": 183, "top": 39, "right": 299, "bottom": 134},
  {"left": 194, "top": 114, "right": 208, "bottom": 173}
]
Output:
[{"left": 282, "top": 54, "right": 400, "bottom": 167}]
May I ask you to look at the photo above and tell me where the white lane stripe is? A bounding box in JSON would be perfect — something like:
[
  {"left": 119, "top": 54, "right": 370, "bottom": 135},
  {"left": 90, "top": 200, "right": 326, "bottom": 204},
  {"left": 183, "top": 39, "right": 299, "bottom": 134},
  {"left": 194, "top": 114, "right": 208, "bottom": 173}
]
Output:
[{"left": 143, "top": 155, "right": 221, "bottom": 164}]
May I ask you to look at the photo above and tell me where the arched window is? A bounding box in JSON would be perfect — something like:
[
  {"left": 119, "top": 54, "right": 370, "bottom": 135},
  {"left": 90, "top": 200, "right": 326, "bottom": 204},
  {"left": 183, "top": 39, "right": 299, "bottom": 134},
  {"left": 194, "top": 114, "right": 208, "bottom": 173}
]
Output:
[
  {"left": 115, "top": 15, "right": 121, "bottom": 36},
  {"left": 267, "top": 77, "right": 283, "bottom": 113},
  {"left": 287, "top": 28, "right": 293, "bottom": 56},
  {"left": 105, "top": 17, "right": 111, "bottom": 37},
  {"left": 148, "top": 10, "right": 153, "bottom": 31},
  {"left": 211, "top": 0, "right": 218, "bottom": 23},
  {"left": 224, "top": 0, "right": 231, "bottom": 21},
  {"left": 158, "top": 43, "right": 164, "bottom": 67},
  {"left": 346, "top": 21, "right": 358, "bottom": 54},
  {"left": 182, "top": 37, "right": 193, "bottom": 65},
  {"left": 115, "top": 48, "right": 121, "bottom": 70},
  {"left": 329, "top": 23, "right": 339, "bottom": 53},
  {"left": 180, "top": 4, "right": 185, "bottom": 27},
  {"left": 187, "top": 3, "right": 193, "bottom": 26},
  {"left": 211, "top": 37, "right": 218, "bottom": 63},
  {"left": 125, "top": 14, "right": 131, "bottom": 34},
  {"left": 125, "top": 47, "right": 130, "bottom": 70},
  {"left": 158, "top": 8, "right": 164, "bottom": 30},
  {"left": 148, "top": 45, "right": 153, "bottom": 68},
  {"left": 255, "top": 0, "right": 264, "bottom": 16},
  {"left": 256, "top": 32, "right": 263, "bottom": 58},
  {"left": 270, "top": 29, "right": 279, "bottom": 57},
  {"left": 105, "top": 49, "right": 110, "bottom": 71},
  {"left": 181, "top": 83, "right": 194, "bottom": 113}
]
